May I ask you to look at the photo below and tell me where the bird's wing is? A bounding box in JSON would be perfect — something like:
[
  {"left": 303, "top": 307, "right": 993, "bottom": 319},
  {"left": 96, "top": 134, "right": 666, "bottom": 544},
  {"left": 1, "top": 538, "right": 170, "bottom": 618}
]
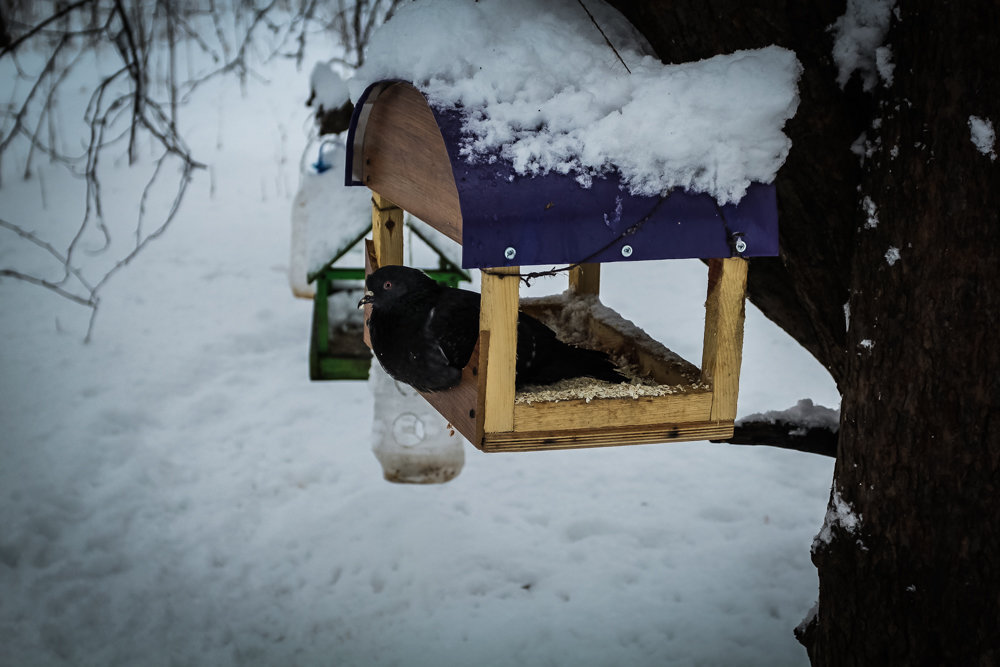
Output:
[{"left": 425, "top": 287, "right": 481, "bottom": 370}]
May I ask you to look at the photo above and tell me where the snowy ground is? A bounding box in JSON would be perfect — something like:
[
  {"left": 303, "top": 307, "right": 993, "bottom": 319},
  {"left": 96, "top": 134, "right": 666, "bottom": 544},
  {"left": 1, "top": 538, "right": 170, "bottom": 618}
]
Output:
[{"left": 1, "top": 39, "right": 838, "bottom": 667}]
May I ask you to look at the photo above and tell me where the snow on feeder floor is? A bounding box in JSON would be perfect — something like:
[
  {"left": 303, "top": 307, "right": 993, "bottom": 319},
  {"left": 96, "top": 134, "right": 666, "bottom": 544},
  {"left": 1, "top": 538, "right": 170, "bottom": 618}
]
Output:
[{"left": 349, "top": 79, "right": 776, "bottom": 452}]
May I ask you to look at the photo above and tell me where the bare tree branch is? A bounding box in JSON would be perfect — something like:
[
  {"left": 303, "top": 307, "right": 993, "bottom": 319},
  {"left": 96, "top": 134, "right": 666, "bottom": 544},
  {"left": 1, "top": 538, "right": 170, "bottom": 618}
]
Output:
[
  {"left": 0, "top": 269, "right": 95, "bottom": 307},
  {"left": 0, "top": 0, "right": 91, "bottom": 58},
  {"left": 1, "top": 0, "right": 399, "bottom": 340},
  {"left": 712, "top": 420, "right": 838, "bottom": 458}
]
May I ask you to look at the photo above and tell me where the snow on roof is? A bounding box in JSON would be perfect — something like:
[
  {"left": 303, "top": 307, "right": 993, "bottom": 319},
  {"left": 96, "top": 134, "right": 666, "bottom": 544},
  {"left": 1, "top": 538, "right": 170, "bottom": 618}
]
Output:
[
  {"left": 350, "top": 0, "right": 801, "bottom": 205},
  {"left": 293, "top": 141, "right": 373, "bottom": 277}
]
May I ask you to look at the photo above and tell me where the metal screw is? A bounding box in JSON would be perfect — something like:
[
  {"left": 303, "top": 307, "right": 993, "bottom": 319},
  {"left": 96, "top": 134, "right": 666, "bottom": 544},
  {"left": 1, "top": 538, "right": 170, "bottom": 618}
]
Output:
[
  {"left": 504, "top": 246, "right": 516, "bottom": 260},
  {"left": 621, "top": 244, "right": 633, "bottom": 258},
  {"left": 734, "top": 237, "right": 747, "bottom": 253}
]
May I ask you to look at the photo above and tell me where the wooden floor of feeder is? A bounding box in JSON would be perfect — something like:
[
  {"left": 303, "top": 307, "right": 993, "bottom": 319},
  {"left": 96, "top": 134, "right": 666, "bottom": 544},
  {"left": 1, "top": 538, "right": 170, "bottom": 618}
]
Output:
[{"left": 363, "top": 196, "right": 748, "bottom": 452}]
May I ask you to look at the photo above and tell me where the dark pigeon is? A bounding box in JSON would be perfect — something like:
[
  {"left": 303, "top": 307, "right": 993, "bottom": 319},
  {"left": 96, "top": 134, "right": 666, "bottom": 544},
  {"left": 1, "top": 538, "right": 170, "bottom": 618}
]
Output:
[{"left": 359, "top": 265, "right": 627, "bottom": 392}]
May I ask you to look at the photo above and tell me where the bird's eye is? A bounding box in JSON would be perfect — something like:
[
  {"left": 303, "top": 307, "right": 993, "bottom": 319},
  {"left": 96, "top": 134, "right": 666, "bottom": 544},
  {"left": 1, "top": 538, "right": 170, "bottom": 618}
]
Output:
[{"left": 383, "top": 280, "right": 392, "bottom": 290}]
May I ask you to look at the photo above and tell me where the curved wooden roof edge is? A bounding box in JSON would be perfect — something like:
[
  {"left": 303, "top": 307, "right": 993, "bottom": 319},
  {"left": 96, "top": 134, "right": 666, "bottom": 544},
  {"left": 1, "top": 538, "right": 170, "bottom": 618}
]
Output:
[{"left": 346, "top": 80, "right": 464, "bottom": 244}]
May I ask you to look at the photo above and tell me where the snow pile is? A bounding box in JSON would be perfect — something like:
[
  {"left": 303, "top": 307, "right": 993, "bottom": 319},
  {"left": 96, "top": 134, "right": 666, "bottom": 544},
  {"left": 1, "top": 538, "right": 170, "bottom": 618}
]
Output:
[
  {"left": 739, "top": 398, "right": 840, "bottom": 435},
  {"left": 885, "top": 246, "right": 901, "bottom": 266},
  {"left": 830, "top": 0, "right": 897, "bottom": 91},
  {"left": 288, "top": 136, "right": 464, "bottom": 296},
  {"left": 351, "top": 0, "right": 801, "bottom": 205},
  {"left": 968, "top": 115, "right": 997, "bottom": 160},
  {"left": 310, "top": 62, "right": 350, "bottom": 111},
  {"left": 813, "top": 488, "right": 863, "bottom": 550},
  {"left": 862, "top": 195, "right": 879, "bottom": 229},
  {"left": 289, "top": 138, "right": 372, "bottom": 290}
]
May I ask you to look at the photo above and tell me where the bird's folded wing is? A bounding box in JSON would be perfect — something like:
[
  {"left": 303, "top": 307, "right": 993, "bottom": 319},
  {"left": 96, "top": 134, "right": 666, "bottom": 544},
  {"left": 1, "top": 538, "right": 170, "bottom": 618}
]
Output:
[{"left": 425, "top": 289, "right": 481, "bottom": 370}]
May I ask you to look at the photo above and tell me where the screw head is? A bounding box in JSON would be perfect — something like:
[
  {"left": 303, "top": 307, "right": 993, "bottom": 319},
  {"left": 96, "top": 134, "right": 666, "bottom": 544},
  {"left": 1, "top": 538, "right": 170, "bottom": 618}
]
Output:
[
  {"left": 621, "top": 244, "right": 633, "bottom": 258},
  {"left": 734, "top": 238, "right": 747, "bottom": 253},
  {"left": 504, "top": 246, "right": 516, "bottom": 260}
]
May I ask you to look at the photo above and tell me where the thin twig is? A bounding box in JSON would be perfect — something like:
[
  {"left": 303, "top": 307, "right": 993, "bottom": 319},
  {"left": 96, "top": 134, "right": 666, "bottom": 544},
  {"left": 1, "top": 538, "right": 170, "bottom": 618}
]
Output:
[
  {"left": 0, "top": 0, "right": 91, "bottom": 58},
  {"left": 1, "top": 0, "right": 394, "bottom": 341},
  {"left": 0, "top": 269, "right": 94, "bottom": 307},
  {"left": 576, "top": 0, "right": 631, "bottom": 74},
  {"left": 0, "top": 218, "right": 95, "bottom": 292}
]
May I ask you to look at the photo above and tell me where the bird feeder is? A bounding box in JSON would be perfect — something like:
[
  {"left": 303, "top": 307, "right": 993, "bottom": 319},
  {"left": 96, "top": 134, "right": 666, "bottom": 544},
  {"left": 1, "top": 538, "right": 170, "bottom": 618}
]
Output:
[
  {"left": 348, "top": 80, "right": 777, "bottom": 452},
  {"left": 308, "top": 219, "right": 468, "bottom": 381}
]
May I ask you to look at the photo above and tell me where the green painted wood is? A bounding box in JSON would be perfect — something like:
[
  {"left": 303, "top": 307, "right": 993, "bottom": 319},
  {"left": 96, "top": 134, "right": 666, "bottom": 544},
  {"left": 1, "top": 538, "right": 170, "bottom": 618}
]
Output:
[{"left": 319, "top": 356, "right": 371, "bottom": 380}]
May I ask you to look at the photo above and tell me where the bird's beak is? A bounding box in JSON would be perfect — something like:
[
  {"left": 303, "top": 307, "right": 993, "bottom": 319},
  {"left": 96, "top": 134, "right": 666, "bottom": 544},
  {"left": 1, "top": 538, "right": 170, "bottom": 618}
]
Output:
[{"left": 358, "top": 291, "right": 374, "bottom": 309}]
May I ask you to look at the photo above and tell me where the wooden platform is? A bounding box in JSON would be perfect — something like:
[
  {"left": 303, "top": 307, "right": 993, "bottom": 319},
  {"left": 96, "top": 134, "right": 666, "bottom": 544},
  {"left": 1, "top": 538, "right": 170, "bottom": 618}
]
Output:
[
  {"left": 364, "top": 222, "right": 748, "bottom": 453},
  {"left": 348, "top": 81, "right": 753, "bottom": 452}
]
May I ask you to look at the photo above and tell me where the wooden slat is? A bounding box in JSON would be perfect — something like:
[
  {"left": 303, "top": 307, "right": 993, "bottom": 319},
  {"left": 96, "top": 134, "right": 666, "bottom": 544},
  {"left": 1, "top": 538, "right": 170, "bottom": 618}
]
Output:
[
  {"left": 513, "top": 390, "right": 712, "bottom": 432},
  {"left": 701, "top": 257, "right": 748, "bottom": 422},
  {"left": 362, "top": 240, "right": 376, "bottom": 349},
  {"left": 361, "top": 82, "right": 463, "bottom": 244},
  {"left": 371, "top": 192, "right": 404, "bottom": 268},
  {"left": 482, "top": 421, "right": 735, "bottom": 452},
  {"left": 568, "top": 263, "right": 600, "bottom": 296},
  {"left": 479, "top": 267, "right": 519, "bottom": 434}
]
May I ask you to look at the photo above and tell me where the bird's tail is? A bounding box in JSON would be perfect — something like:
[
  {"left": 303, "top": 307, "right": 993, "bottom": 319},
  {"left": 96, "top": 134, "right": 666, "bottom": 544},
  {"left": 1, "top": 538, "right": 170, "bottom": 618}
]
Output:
[
  {"left": 572, "top": 346, "right": 628, "bottom": 384},
  {"left": 519, "top": 344, "right": 627, "bottom": 388}
]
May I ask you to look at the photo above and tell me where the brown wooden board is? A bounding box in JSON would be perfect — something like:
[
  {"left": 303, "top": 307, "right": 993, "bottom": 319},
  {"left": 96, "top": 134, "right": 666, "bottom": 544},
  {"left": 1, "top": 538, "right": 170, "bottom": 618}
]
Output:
[
  {"left": 512, "top": 390, "right": 713, "bottom": 433},
  {"left": 362, "top": 239, "right": 376, "bottom": 349},
  {"left": 360, "top": 83, "right": 463, "bottom": 243},
  {"left": 701, "top": 257, "right": 748, "bottom": 422},
  {"left": 419, "top": 343, "right": 483, "bottom": 447},
  {"left": 482, "top": 420, "right": 735, "bottom": 452}
]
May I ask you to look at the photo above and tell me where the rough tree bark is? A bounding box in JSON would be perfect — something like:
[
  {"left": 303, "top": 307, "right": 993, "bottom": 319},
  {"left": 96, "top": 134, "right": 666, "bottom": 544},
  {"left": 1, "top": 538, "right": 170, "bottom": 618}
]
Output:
[{"left": 608, "top": 1, "right": 1000, "bottom": 664}]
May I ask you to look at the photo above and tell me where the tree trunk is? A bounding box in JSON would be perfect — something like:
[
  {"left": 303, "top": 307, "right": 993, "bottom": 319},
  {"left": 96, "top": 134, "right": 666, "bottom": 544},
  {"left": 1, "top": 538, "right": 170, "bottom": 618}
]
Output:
[
  {"left": 808, "top": 3, "right": 1000, "bottom": 664},
  {"left": 609, "top": 1, "right": 1000, "bottom": 663},
  {"left": 609, "top": 0, "right": 862, "bottom": 390}
]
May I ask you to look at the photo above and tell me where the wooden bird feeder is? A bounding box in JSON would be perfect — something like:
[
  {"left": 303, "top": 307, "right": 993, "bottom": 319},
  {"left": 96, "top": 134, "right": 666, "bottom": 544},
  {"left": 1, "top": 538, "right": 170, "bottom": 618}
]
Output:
[{"left": 347, "top": 80, "right": 778, "bottom": 452}]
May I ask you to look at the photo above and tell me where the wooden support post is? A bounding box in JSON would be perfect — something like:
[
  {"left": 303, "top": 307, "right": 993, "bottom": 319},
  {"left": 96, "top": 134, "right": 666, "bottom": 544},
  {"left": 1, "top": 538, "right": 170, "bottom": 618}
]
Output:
[
  {"left": 480, "top": 267, "right": 519, "bottom": 434},
  {"left": 701, "top": 257, "right": 748, "bottom": 422},
  {"left": 569, "top": 262, "right": 601, "bottom": 296},
  {"left": 371, "top": 192, "right": 403, "bottom": 267}
]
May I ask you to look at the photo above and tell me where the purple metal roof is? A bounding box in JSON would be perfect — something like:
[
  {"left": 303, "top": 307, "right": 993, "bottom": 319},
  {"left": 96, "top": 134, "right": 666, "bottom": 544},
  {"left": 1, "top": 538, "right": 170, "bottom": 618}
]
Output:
[{"left": 347, "top": 81, "right": 778, "bottom": 269}]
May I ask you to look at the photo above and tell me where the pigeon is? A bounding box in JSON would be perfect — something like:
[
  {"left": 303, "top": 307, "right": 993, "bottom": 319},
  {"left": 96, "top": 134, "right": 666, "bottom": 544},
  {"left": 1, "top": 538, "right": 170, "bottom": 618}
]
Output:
[{"left": 358, "top": 265, "right": 627, "bottom": 392}]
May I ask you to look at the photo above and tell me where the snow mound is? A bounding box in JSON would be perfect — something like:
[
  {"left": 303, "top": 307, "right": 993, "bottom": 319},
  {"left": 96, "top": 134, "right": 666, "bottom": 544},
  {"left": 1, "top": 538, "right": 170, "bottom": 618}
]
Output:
[
  {"left": 310, "top": 62, "right": 350, "bottom": 111},
  {"left": 351, "top": 0, "right": 801, "bottom": 205},
  {"left": 813, "top": 488, "right": 863, "bottom": 550},
  {"left": 739, "top": 398, "right": 840, "bottom": 434}
]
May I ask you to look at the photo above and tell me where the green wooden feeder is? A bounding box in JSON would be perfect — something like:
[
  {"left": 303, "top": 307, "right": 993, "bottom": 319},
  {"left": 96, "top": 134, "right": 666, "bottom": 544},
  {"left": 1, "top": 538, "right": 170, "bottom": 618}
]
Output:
[{"left": 308, "top": 218, "right": 469, "bottom": 381}]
